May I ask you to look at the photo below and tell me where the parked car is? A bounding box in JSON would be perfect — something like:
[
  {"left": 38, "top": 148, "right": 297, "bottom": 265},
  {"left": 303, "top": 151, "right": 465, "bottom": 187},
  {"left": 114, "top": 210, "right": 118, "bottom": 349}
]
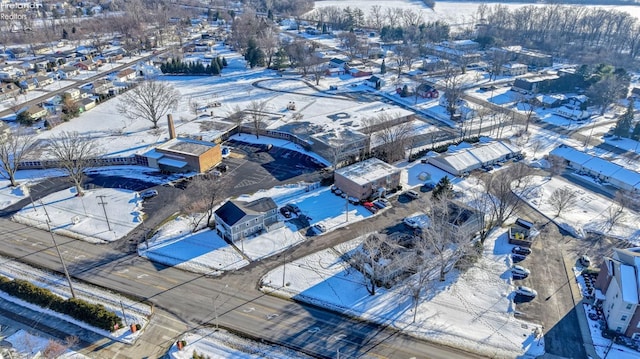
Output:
[
  {"left": 348, "top": 197, "right": 360, "bottom": 205},
  {"left": 280, "top": 207, "right": 291, "bottom": 218},
  {"left": 511, "top": 265, "right": 530, "bottom": 279},
  {"left": 286, "top": 203, "right": 301, "bottom": 215},
  {"left": 403, "top": 217, "right": 418, "bottom": 228},
  {"left": 363, "top": 201, "right": 375, "bottom": 209},
  {"left": 579, "top": 255, "right": 592, "bottom": 267},
  {"left": 515, "top": 286, "right": 537, "bottom": 298},
  {"left": 314, "top": 223, "right": 326, "bottom": 233},
  {"left": 405, "top": 190, "right": 420, "bottom": 199},
  {"left": 330, "top": 185, "right": 338, "bottom": 193},
  {"left": 512, "top": 253, "right": 527, "bottom": 263},
  {"left": 139, "top": 189, "right": 158, "bottom": 199},
  {"left": 377, "top": 198, "right": 390, "bottom": 207},
  {"left": 334, "top": 189, "right": 343, "bottom": 196},
  {"left": 421, "top": 182, "right": 435, "bottom": 191},
  {"left": 216, "top": 163, "right": 228, "bottom": 173},
  {"left": 512, "top": 247, "right": 532, "bottom": 256}
]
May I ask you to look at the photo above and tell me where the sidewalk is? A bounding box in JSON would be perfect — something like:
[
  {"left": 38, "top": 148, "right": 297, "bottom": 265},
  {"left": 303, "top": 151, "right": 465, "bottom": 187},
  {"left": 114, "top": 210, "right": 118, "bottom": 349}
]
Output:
[
  {"left": 0, "top": 298, "right": 186, "bottom": 358},
  {"left": 560, "top": 252, "right": 600, "bottom": 359}
]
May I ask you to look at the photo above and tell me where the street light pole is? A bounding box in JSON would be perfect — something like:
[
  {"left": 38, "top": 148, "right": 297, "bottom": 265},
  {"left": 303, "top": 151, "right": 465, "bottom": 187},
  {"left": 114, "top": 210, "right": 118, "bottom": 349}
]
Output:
[
  {"left": 41, "top": 201, "right": 76, "bottom": 298},
  {"left": 213, "top": 284, "right": 228, "bottom": 331}
]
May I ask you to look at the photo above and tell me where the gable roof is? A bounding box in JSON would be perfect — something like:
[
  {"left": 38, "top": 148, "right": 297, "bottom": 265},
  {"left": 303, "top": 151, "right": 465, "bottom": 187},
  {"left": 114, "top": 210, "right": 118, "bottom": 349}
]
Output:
[{"left": 215, "top": 197, "right": 277, "bottom": 226}]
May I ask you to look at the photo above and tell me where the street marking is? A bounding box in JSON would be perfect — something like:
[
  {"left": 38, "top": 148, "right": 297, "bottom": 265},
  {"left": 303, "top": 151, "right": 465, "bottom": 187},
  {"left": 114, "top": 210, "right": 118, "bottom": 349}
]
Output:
[
  {"left": 117, "top": 268, "right": 129, "bottom": 274},
  {"left": 74, "top": 254, "right": 86, "bottom": 260},
  {"left": 242, "top": 307, "right": 255, "bottom": 313},
  {"left": 266, "top": 313, "right": 279, "bottom": 320},
  {"left": 308, "top": 327, "right": 321, "bottom": 334},
  {"left": 137, "top": 273, "right": 149, "bottom": 279},
  {"left": 332, "top": 334, "right": 347, "bottom": 341}
]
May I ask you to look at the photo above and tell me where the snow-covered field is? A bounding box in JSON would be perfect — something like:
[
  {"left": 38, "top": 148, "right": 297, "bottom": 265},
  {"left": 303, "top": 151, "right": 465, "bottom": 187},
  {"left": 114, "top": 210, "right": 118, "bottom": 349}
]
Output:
[
  {"left": 260, "top": 229, "right": 545, "bottom": 358},
  {"left": 11, "top": 187, "right": 143, "bottom": 243},
  {"left": 520, "top": 176, "right": 640, "bottom": 243}
]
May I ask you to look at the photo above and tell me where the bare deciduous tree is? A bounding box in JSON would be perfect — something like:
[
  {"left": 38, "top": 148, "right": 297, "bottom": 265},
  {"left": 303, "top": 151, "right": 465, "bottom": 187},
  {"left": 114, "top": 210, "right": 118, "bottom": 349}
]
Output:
[
  {"left": 371, "top": 113, "right": 415, "bottom": 163},
  {"left": 547, "top": 187, "right": 577, "bottom": 217},
  {"left": 481, "top": 162, "right": 534, "bottom": 226},
  {"left": 0, "top": 129, "right": 37, "bottom": 187},
  {"left": 420, "top": 197, "right": 475, "bottom": 282},
  {"left": 117, "top": 80, "right": 181, "bottom": 129},
  {"left": 351, "top": 232, "right": 395, "bottom": 296},
  {"left": 247, "top": 100, "right": 269, "bottom": 139},
  {"left": 606, "top": 190, "right": 631, "bottom": 231},
  {"left": 177, "top": 175, "right": 226, "bottom": 232},
  {"left": 441, "top": 63, "right": 465, "bottom": 120},
  {"left": 47, "top": 131, "right": 101, "bottom": 196},
  {"left": 405, "top": 238, "right": 439, "bottom": 323}
]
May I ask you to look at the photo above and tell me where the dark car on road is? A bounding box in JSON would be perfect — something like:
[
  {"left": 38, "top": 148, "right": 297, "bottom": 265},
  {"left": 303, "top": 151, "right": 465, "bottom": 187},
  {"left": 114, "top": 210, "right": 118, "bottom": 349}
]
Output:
[
  {"left": 140, "top": 189, "right": 158, "bottom": 199},
  {"left": 280, "top": 207, "right": 291, "bottom": 218}
]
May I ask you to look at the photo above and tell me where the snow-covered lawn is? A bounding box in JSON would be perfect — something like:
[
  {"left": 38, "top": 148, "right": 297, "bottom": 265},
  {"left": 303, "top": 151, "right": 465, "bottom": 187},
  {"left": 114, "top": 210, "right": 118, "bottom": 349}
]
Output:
[
  {"left": 11, "top": 187, "right": 143, "bottom": 243},
  {"left": 519, "top": 175, "right": 640, "bottom": 243},
  {"left": 0, "top": 254, "right": 152, "bottom": 344},
  {"left": 260, "top": 230, "right": 544, "bottom": 358},
  {"left": 4, "top": 330, "right": 90, "bottom": 359},
  {"left": 140, "top": 183, "right": 374, "bottom": 274}
]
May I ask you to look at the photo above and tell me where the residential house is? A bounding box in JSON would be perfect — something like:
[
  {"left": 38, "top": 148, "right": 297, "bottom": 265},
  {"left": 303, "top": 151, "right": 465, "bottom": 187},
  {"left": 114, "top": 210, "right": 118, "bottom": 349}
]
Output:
[
  {"left": 594, "top": 247, "right": 640, "bottom": 339},
  {"left": 116, "top": 68, "right": 136, "bottom": 82},
  {"left": 500, "top": 46, "right": 553, "bottom": 68},
  {"left": 32, "top": 45, "right": 50, "bottom": 55},
  {"left": 91, "top": 79, "right": 114, "bottom": 95},
  {"left": 500, "top": 63, "right": 527, "bottom": 76},
  {"left": 7, "top": 47, "right": 28, "bottom": 59},
  {"left": 416, "top": 83, "right": 439, "bottom": 98},
  {"left": 34, "top": 75, "right": 54, "bottom": 88},
  {"left": 349, "top": 68, "right": 372, "bottom": 78},
  {"left": 0, "top": 83, "right": 20, "bottom": 101},
  {"left": 566, "top": 95, "right": 588, "bottom": 110},
  {"left": 555, "top": 106, "right": 590, "bottom": 121},
  {"left": 19, "top": 78, "right": 37, "bottom": 91},
  {"left": 22, "top": 105, "right": 48, "bottom": 120},
  {"left": 365, "top": 75, "right": 384, "bottom": 90},
  {"left": 75, "top": 60, "right": 97, "bottom": 71},
  {"left": 78, "top": 97, "right": 96, "bottom": 112},
  {"left": 58, "top": 66, "right": 79, "bottom": 79},
  {"left": 534, "top": 94, "right": 565, "bottom": 108},
  {"left": 214, "top": 197, "right": 279, "bottom": 242},
  {"left": 512, "top": 76, "right": 559, "bottom": 94},
  {"left": 329, "top": 58, "right": 347, "bottom": 69},
  {"left": 334, "top": 157, "right": 402, "bottom": 201},
  {"left": 63, "top": 88, "right": 81, "bottom": 101}
]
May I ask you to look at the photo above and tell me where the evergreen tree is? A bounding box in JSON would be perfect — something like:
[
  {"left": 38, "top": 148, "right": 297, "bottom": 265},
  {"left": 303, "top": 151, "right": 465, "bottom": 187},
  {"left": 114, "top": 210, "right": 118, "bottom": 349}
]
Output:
[
  {"left": 401, "top": 84, "right": 409, "bottom": 97},
  {"left": 614, "top": 102, "right": 634, "bottom": 138},
  {"left": 380, "top": 59, "right": 386, "bottom": 75},
  {"left": 222, "top": 57, "right": 228, "bottom": 67},
  {"left": 216, "top": 56, "right": 223, "bottom": 69},
  {"left": 244, "top": 38, "right": 265, "bottom": 68},
  {"left": 432, "top": 176, "right": 453, "bottom": 200},
  {"left": 631, "top": 122, "right": 640, "bottom": 141},
  {"left": 272, "top": 48, "right": 287, "bottom": 70},
  {"left": 211, "top": 60, "right": 220, "bottom": 75},
  {"left": 62, "top": 28, "right": 68, "bottom": 40}
]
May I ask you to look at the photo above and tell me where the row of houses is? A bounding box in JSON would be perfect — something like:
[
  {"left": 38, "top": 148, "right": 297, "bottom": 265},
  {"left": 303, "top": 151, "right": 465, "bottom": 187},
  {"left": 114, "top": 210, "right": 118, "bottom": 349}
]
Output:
[
  {"left": 549, "top": 145, "right": 640, "bottom": 193},
  {"left": 427, "top": 141, "right": 521, "bottom": 176}
]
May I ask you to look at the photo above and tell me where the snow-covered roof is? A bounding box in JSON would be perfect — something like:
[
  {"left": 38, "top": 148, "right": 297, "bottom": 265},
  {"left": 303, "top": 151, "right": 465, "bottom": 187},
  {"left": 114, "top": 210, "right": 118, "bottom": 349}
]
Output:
[
  {"left": 549, "top": 146, "right": 592, "bottom": 165},
  {"left": 430, "top": 141, "right": 520, "bottom": 175},
  {"left": 619, "top": 264, "right": 639, "bottom": 304},
  {"left": 335, "top": 158, "right": 399, "bottom": 186}
]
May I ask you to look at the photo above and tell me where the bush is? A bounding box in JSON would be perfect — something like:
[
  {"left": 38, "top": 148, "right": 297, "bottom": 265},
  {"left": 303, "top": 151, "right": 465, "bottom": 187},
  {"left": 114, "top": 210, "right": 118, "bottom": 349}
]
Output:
[
  {"left": 135, "top": 323, "right": 141, "bottom": 331},
  {"left": 0, "top": 275, "right": 123, "bottom": 331}
]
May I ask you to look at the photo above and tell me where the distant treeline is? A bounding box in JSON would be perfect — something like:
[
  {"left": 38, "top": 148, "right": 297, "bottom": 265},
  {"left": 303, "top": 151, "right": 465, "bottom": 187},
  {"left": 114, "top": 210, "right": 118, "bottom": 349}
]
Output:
[{"left": 160, "top": 57, "right": 228, "bottom": 75}]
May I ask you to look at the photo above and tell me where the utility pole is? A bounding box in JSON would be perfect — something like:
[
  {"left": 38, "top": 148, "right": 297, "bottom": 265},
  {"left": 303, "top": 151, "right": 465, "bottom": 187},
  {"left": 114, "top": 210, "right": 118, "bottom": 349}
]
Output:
[
  {"left": 41, "top": 201, "right": 76, "bottom": 299},
  {"left": 96, "top": 195, "right": 111, "bottom": 231}
]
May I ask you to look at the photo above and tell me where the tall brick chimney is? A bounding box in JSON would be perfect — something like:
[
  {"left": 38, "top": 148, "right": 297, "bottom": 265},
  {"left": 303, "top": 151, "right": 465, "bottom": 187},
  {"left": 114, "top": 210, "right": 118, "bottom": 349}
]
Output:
[{"left": 167, "top": 114, "right": 176, "bottom": 139}]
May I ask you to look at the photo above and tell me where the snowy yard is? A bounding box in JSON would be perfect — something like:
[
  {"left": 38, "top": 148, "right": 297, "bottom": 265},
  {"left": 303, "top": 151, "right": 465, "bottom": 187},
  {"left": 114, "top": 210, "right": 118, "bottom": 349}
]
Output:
[
  {"left": 520, "top": 176, "right": 640, "bottom": 243},
  {"left": 260, "top": 229, "right": 544, "bottom": 358}
]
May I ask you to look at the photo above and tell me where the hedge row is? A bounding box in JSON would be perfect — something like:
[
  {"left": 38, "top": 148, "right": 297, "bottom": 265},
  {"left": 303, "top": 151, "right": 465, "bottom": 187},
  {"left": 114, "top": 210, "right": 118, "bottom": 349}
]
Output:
[{"left": 0, "top": 276, "right": 123, "bottom": 331}]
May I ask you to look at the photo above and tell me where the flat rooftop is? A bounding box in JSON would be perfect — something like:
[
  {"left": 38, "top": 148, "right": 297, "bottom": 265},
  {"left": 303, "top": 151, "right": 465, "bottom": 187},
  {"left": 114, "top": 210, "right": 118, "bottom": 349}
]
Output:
[
  {"left": 158, "top": 138, "right": 216, "bottom": 156},
  {"left": 335, "top": 157, "right": 399, "bottom": 186}
]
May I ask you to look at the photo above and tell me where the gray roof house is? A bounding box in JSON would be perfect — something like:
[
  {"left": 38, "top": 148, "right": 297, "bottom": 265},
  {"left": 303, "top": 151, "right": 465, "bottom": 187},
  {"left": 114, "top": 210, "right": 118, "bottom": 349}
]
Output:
[{"left": 214, "top": 197, "right": 280, "bottom": 242}]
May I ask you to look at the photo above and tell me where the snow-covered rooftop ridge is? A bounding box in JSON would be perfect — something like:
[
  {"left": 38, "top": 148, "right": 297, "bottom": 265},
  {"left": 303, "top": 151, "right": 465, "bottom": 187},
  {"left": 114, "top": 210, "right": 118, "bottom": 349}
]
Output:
[{"left": 619, "top": 264, "right": 639, "bottom": 304}]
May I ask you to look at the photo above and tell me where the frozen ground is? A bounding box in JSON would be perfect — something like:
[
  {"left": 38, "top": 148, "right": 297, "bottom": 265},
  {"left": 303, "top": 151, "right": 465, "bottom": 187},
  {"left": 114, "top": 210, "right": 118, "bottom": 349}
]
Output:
[
  {"left": 0, "top": 254, "right": 152, "bottom": 344},
  {"left": 520, "top": 175, "right": 640, "bottom": 243},
  {"left": 11, "top": 186, "right": 144, "bottom": 243},
  {"left": 260, "top": 229, "right": 545, "bottom": 358}
]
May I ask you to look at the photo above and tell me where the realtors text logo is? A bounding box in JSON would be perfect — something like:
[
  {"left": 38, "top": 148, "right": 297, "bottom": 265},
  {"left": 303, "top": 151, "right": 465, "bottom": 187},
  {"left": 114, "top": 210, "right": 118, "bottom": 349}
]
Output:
[{"left": 0, "top": 2, "right": 43, "bottom": 11}]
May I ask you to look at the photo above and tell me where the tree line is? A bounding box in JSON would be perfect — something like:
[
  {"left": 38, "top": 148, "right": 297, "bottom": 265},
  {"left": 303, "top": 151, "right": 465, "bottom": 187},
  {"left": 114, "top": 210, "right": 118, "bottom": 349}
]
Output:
[
  {"left": 477, "top": 4, "right": 640, "bottom": 67},
  {"left": 160, "top": 57, "right": 228, "bottom": 75}
]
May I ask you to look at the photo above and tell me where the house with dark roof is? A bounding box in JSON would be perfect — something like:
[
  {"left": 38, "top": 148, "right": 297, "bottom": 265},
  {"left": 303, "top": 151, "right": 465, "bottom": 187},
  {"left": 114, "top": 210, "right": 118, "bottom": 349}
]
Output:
[{"left": 214, "top": 197, "right": 279, "bottom": 242}]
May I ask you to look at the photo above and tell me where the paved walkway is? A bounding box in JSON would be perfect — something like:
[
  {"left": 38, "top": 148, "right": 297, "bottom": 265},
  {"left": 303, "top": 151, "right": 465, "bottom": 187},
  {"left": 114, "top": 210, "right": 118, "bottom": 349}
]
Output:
[{"left": 560, "top": 253, "right": 600, "bottom": 359}]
